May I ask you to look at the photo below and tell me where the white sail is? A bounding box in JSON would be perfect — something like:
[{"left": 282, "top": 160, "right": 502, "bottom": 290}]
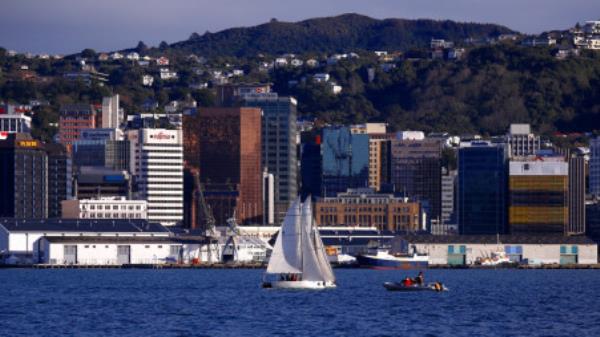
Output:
[
  {"left": 301, "top": 200, "right": 336, "bottom": 283},
  {"left": 266, "top": 198, "right": 302, "bottom": 274},
  {"left": 300, "top": 201, "right": 325, "bottom": 281}
]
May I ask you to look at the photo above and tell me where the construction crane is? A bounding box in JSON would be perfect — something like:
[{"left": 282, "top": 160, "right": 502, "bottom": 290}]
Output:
[
  {"left": 222, "top": 211, "right": 240, "bottom": 263},
  {"left": 189, "top": 167, "right": 220, "bottom": 263}
]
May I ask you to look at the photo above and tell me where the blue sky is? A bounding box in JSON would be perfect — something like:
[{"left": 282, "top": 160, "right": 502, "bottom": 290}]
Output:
[{"left": 1, "top": 0, "right": 599, "bottom": 54}]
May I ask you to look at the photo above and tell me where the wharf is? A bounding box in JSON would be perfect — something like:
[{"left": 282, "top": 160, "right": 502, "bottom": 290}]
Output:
[
  {"left": 21, "top": 263, "right": 267, "bottom": 269},
  {"left": 428, "top": 264, "right": 600, "bottom": 269}
]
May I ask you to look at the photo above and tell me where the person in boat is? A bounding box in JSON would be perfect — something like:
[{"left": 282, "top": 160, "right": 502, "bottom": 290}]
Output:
[
  {"left": 433, "top": 282, "right": 443, "bottom": 292},
  {"left": 414, "top": 271, "right": 424, "bottom": 285},
  {"left": 402, "top": 277, "right": 413, "bottom": 287}
]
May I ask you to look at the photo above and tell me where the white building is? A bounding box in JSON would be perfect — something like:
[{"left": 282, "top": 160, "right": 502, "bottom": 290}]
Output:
[
  {"left": 506, "top": 123, "right": 541, "bottom": 157},
  {"left": 101, "top": 94, "right": 121, "bottom": 129},
  {"left": 0, "top": 219, "right": 170, "bottom": 264},
  {"left": 395, "top": 131, "right": 425, "bottom": 141},
  {"left": 142, "top": 75, "right": 154, "bottom": 86},
  {"left": 126, "top": 52, "right": 140, "bottom": 61},
  {"left": 313, "top": 73, "right": 330, "bottom": 83},
  {"left": 590, "top": 137, "right": 600, "bottom": 197},
  {"left": 328, "top": 82, "right": 342, "bottom": 95},
  {"left": 0, "top": 112, "right": 31, "bottom": 134},
  {"left": 159, "top": 68, "right": 178, "bottom": 80},
  {"left": 393, "top": 235, "right": 598, "bottom": 265},
  {"left": 134, "top": 129, "right": 184, "bottom": 226},
  {"left": 62, "top": 197, "right": 148, "bottom": 220}
]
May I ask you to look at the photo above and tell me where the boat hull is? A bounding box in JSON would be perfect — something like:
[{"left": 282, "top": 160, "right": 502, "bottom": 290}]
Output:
[
  {"left": 356, "top": 255, "right": 428, "bottom": 270},
  {"left": 383, "top": 282, "right": 446, "bottom": 292},
  {"left": 263, "top": 280, "right": 336, "bottom": 289}
]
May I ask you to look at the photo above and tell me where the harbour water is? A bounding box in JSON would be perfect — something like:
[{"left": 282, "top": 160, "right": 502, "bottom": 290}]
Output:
[{"left": 1, "top": 269, "right": 599, "bottom": 336}]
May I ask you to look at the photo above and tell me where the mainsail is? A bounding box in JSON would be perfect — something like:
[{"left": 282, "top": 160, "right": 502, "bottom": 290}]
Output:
[
  {"left": 266, "top": 198, "right": 302, "bottom": 274},
  {"left": 302, "top": 200, "right": 336, "bottom": 283}
]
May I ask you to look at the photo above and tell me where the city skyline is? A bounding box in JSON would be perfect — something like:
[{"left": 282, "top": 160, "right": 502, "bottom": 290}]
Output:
[{"left": 1, "top": 0, "right": 600, "bottom": 54}]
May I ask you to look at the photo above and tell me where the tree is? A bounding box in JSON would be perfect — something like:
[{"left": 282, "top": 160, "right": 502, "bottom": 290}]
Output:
[{"left": 80, "top": 48, "right": 96, "bottom": 59}]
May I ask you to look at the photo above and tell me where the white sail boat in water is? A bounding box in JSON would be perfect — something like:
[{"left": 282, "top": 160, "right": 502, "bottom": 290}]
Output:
[{"left": 262, "top": 197, "right": 336, "bottom": 289}]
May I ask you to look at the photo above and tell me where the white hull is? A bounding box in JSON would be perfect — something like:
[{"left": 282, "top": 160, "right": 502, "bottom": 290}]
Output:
[{"left": 268, "top": 280, "right": 336, "bottom": 289}]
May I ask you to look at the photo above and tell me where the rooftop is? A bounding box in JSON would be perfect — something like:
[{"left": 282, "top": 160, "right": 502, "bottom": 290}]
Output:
[
  {"left": 0, "top": 218, "right": 169, "bottom": 233},
  {"left": 396, "top": 235, "right": 596, "bottom": 245}
]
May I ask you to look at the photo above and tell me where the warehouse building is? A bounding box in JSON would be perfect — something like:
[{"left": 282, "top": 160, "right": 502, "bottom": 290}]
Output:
[{"left": 392, "top": 235, "right": 597, "bottom": 265}]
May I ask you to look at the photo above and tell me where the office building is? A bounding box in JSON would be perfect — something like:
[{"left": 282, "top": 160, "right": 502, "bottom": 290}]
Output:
[
  {"left": 46, "top": 143, "right": 72, "bottom": 218},
  {"left": 134, "top": 129, "right": 184, "bottom": 226},
  {"left": 441, "top": 169, "right": 457, "bottom": 225},
  {"left": 321, "top": 126, "right": 369, "bottom": 197},
  {"left": 506, "top": 124, "right": 541, "bottom": 157},
  {"left": 73, "top": 137, "right": 130, "bottom": 171},
  {"left": 244, "top": 95, "right": 298, "bottom": 224},
  {"left": 75, "top": 167, "right": 131, "bottom": 200},
  {"left": 350, "top": 123, "right": 387, "bottom": 135},
  {"left": 0, "top": 111, "right": 31, "bottom": 134},
  {"left": 314, "top": 188, "right": 421, "bottom": 232},
  {"left": 0, "top": 133, "right": 47, "bottom": 218},
  {"left": 458, "top": 142, "right": 509, "bottom": 235},
  {"left": 183, "top": 108, "right": 262, "bottom": 225},
  {"left": 568, "top": 155, "right": 586, "bottom": 235},
  {"left": 509, "top": 158, "right": 568, "bottom": 235},
  {"left": 390, "top": 138, "right": 442, "bottom": 223},
  {"left": 590, "top": 137, "right": 600, "bottom": 197},
  {"left": 58, "top": 104, "right": 96, "bottom": 148},
  {"left": 368, "top": 134, "right": 393, "bottom": 192},
  {"left": 62, "top": 197, "right": 148, "bottom": 220},
  {"left": 300, "top": 134, "right": 322, "bottom": 199},
  {"left": 101, "top": 94, "right": 121, "bottom": 128}
]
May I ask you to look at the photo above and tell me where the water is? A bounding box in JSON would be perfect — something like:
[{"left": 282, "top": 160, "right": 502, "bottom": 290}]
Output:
[{"left": 1, "top": 269, "right": 599, "bottom": 337}]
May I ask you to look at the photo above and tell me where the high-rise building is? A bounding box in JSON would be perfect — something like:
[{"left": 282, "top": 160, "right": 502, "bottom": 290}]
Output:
[
  {"left": 183, "top": 108, "right": 262, "bottom": 225},
  {"left": 458, "top": 141, "right": 509, "bottom": 235},
  {"left": 0, "top": 133, "right": 47, "bottom": 218},
  {"left": 46, "top": 143, "right": 72, "bottom": 218},
  {"left": 321, "top": 126, "right": 369, "bottom": 197},
  {"left": 72, "top": 130, "right": 130, "bottom": 171},
  {"left": 59, "top": 104, "right": 96, "bottom": 149},
  {"left": 367, "top": 134, "right": 393, "bottom": 192},
  {"left": 314, "top": 188, "right": 421, "bottom": 232},
  {"left": 568, "top": 155, "right": 586, "bottom": 235},
  {"left": 134, "top": 129, "right": 184, "bottom": 226},
  {"left": 508, "top": 158, "right": 568, "bottom": 235},
  {"left": 75, "top": 167, "right": 131, "bottom": 200},
  {"left": 441, "top": 169, "right": 457, "bottom": 225},
  {"left": 506, "top": 124, "right": 541, "bottom": 157},
  {"left": 300, "top": 134, "right": 322, "bottom": 199},
  {"left": 101, "top": 94, "right": 121, "bottom": 128},
  {"left": 390, "top": 138, "right": 442, "bottom": 224},
  {"left": 244, "top": 96, "right": 298, "bottom": 224},
  {"left": 590, "top": 137, "right": 600, "bottom": 197}
]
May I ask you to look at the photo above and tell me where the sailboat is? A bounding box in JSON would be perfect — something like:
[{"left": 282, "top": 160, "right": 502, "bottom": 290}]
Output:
[{"left": 262, "top": 197, "right": 336, "bottom": 289}]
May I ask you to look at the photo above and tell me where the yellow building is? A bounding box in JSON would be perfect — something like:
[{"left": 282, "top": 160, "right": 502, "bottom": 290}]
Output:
[{"left": 509, "top": 159, "right": 568, "bottom": 234}]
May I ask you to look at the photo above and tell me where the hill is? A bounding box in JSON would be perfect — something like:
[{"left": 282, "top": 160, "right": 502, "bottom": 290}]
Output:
[{"left": 165, "top": 13, "right": 516, "bottom": 57}]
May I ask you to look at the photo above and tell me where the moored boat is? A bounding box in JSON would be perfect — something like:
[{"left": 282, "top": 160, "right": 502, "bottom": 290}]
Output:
[
  {"left": 262, "top": 198, "right": 336, "bottom": 289},
  {"left": 356, "top": 250, "right": 429, "bottom": 270},
  {"left": 383, "top": 281, "right": 447, "bottom": 292}
]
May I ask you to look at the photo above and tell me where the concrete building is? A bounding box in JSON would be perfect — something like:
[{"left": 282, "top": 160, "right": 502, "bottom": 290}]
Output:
[
  {"left": 590, "top": 137, "right": 600, "bottom": 197},
  {"left": 62, "top": 197, "right": 148, "bottom": 220},
  {"left": 506, "top": 124, "right": 541, "bottom": 157},
  {"left": 183, "top": 108, "right": 263, "bottom": 225},
  {"left": 391, "top": 138, "right": 442, "bottom": 224},
  {"left": 367, "top": 134, "right": 393, "bottom": 192},
  {"left": 392, "top": 235, "right": 597, "bottom": 265},
  {"left": 46, "top": 143, "right": 72, "bottom": 218},
  {"left": 0, "top": 218, "right": 170, "bottom": 264},
  {"left": 458, "top": 141, "right": 509, "bottom": 235},
  {"left": 350, "top": 123, "right": 387, "bottom": 135},
  {"left": 321, "top": 126, "right": 369, "bottom": 197},
  {"left": 0, "top": 112, "right": 31, "bottom": 134},
  {"left": 441, "top": 169, "right": 457, "bottom": 226},
  {"left": 244, "top": 96, "right": 298, "bottom": 224},
  {"left": 509, "top": 158, "right": 568, "bottom": 235},
  {"left": 75, "top": 167, "right": 131, "bottom": 199},
  {"left": 134, "top": 129, "right": 184, "bottom": 226},
  {"left": 58, "top": 104, "right": 96, "bottom": 149},
  {"left": 0, "top": 134, "right": 47, "bottom": 219},
  {"left": 568, "top": 155, "right": 586, "bottom": 235},
  {"left": 314, "top": 188, "right": 421, "bottom": 232},
  {"left": 101, "top": 94, "right": 121, "bottom": 129}
]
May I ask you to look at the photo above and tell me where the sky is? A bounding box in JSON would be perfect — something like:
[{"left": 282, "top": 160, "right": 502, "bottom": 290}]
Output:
[{"left": 1, "top": 0, "right": 599, "bottom": 55}]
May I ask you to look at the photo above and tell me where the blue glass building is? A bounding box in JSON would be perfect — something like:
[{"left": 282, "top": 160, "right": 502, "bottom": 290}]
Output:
[
  {"left": 321, "top": 127, "right": 369, "bottom": 197},
  {"left": 458, "top": 141, "right": 509, "bottom": 235}
]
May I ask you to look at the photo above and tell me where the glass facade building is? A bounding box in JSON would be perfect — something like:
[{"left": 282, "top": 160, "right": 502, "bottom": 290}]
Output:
[
  {"left": 458, "top": 142, "right": 508, "bottom": 235},
  {"left": 321, "top": 127, "right": 369, "bottom": 197}
]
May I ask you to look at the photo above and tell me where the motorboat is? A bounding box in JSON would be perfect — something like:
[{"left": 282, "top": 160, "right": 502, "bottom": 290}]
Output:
[
  {"left": 478, "top": 251, "right": 513, "bottom": 266},
  {"left": 356, "top": 250, "right": 429, "bottom": 270},
  {"left": 383, "top": 281, "right": 447, "bottom": 292},
  {"left": 262, "top": 198, "right": 336, "bottom": 289}
]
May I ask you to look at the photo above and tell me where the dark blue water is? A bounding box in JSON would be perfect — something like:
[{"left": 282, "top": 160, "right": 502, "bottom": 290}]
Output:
[{"left": 1, "top": 269, "right": 599, "bottom": 336}]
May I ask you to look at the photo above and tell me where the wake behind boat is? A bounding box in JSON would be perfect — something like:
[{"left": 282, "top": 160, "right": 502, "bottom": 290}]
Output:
[{"left": 262, "top": 198, "right": 336, "bottom": 289}]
